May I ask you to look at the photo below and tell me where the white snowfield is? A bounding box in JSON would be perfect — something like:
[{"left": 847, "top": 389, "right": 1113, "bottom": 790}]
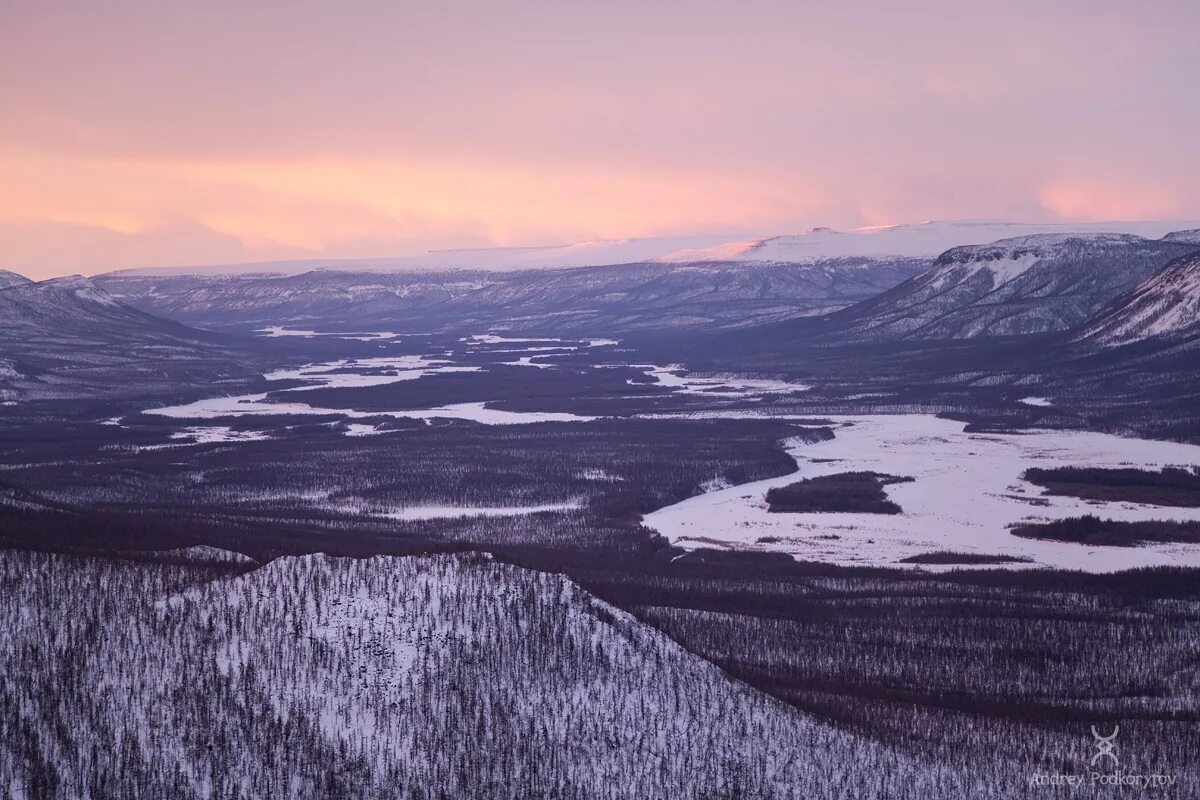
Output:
[
  {"left": 463, "top": 333, "right": 570, "bottom": 344},
  {"left": 105, "top": 219, "right": 1200, "bottom": 276},
  {"left": 149, "top": 394, "right": 595, "bottom": 425},
  {"left": 635, "top": 364, "right": 808, "bottom": 397},
  {"left": 371, "top": 501, "right": 582, "bottom": 520},
  {"left": 501, "top": 354, "right": 558, "bottom": 368},
  {"left": 927, "top": 232, "right": 1152, "bottom": 291},
  {"left": 109, "top": 235, "right": 750, "bottom": 276},
  {"left": 645, "top": 415, "right": 1200, "bottom": 572},
  {"left": 256, "top": 326, "right": 408, "bottom": 341},
  {"left": 264, "top": 355, "right": 481, "bottom": 390},
  {"left": 170, "top": 426, "right": 272, "bottom": 444},
  {"left": 131, "top": 545, "right": 259, "bottom": 565},
  {"left": 0, "top": 550, "right": 990, "bottom": 799},
  {"left": 930, "top": 252, "right": 1041, "bottom": 288}
]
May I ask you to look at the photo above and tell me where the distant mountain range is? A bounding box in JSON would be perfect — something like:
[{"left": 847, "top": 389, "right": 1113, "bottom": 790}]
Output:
[
  {"left": 93, "top": 221, "right": 1200, "bottom": 337},
  {"left": 101, "top": 219, "right": 1200, "bottom": 277},
  {"left": 0, "top": 273, "right": 254, "bottom": 402},
  {"left": 10, "top": 220, "right": 1200, "bottom": 410},
  {"left": 95, "top": 258, "right": 929, "bottom": 333}
]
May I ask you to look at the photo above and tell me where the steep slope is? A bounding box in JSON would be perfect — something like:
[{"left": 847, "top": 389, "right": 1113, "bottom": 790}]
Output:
[
  {"left": 0, "top": 273, "right": 255, "bottom": 401},
  {"left": 0, "top": 550, "right": 984, "bottom": 799},
  {"left": 95, "top": 258, "right": 928, "bottom": 333},
  {"left": 1162, "top": 229, "right": 1200, "bottom": 245},
  {"left": 1076, "top": 251, "right": 1200, "bottom": 346},
  {"left": 0, "top": 269, "right": 32, "bottom": 290},
  {"left": 812, "top": 233, "right": 1199, "bottom": 341}
]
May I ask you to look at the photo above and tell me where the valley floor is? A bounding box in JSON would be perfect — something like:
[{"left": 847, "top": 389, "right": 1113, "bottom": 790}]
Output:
[
  {"left": 4, "top": 328, "right": 1200, "bottom": 797},
  {"left": 5, "top": 549, "right": 1197, "bottom": 799}
]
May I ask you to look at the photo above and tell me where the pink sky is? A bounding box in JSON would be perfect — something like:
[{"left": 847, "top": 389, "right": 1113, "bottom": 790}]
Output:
[{"left": 2, "top": 1, "right": 1199, "bottom": 278}]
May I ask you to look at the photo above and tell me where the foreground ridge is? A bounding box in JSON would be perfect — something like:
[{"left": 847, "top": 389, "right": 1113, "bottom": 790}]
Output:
[{"left": 0, "top": 550, "right": 984, "bottom": 799}]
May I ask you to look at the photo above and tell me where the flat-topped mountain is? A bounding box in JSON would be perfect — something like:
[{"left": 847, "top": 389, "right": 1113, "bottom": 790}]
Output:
[{"left": 806, "top": 232, "right": 1199, "bottom": 341}]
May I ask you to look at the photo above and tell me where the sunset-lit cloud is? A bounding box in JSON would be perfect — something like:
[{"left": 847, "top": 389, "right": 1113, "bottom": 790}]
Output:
[
  {"left": 2, "top": 1, "right": 1199, "bottom": 278},
  {"left": 1038, "top": 180, "right": 1180, "bottom": 223},
  {"left": 0, "top": 150, "right": 829, "bottom": 272}
]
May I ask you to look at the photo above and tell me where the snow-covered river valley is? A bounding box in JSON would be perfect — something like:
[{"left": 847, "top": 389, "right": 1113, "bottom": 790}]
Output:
[
  {"left": 129, "top": 331, "right": 1200, "bottom": 572},
  {"left": 144, "top": 333, "right": 804, "bottom": 428}
]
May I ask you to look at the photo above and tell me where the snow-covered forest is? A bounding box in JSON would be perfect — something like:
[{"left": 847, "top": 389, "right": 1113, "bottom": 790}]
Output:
[{"left": 0, "top": 549, "right": 1000, "bottom": 800}]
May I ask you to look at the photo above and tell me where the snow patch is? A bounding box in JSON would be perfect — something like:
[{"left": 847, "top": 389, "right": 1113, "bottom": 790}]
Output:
[
  {"left": 170, "top": 426, "right": 271, "bottom": 444},
  {"left": 372, "top": 502, "right": 582, "bottom": 520},
  {"left": 634, "top": 364, "right": 807, "bottom": 397}
]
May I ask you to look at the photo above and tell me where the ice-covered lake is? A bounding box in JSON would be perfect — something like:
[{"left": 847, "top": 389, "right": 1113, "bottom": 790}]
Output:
[{"left": 644, "top": 414, "right": 1200, "bottom": 573}]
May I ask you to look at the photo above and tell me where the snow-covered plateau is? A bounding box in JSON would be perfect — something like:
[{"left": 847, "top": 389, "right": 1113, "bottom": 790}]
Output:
[
  {"left": 107, "top": 220, "right": 1200, "bottom": 275},
  {"left": 817, "top": 231, "right": 1200, "bottom": 341}
]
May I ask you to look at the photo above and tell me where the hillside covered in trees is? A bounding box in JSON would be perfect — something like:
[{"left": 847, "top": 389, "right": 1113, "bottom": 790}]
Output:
[{"left": 0, "top": 550, "right": 996, "bottom": 800}]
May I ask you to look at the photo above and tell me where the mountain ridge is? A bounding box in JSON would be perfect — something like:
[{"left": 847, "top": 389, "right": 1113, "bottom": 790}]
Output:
[
  {"left": 0, "top": 271, "right": 256, "bottom": 402},
  {"left": 94, "top": 258, "right": 930, "bottom": 333},
  {"left": 800, "top": 231, "right": 1200, "bottom": 342},
  {"left": 1076, "top": 250, "right": 1200, "bottom": 347},
  {"left": 0, "top": 549, "right": 972, "bottom": 799}
]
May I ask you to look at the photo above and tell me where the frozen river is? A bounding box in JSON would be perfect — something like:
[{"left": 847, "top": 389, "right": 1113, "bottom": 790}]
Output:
[
  {"left": 645, "top": 414, "right": 1200, "bottom": 573},
  {"left": 141, "top": 336, "right": 806, "bottom": 429},
  {"left": 132, "top": 332, "right": 1200, "bottom": 572}
]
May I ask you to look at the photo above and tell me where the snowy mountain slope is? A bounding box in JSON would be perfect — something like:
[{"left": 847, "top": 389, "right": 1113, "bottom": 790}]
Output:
[
  {"left": 94, "top": 258, "right": 929, "bottom": 333},
  {"left": 0, "top": 269, "right": 32, "bottom": 290},
  {"left": 0, "top": 274, "right": 195, "bottom": 343},
  {"left": 810, "top": 233, "right": 1200, "bottom": 341},
  {"left": 0, "top": 550, "right": 984, "bottom": 799},
  {"left": 1076, "top": 251, "right": 1200, "bottom": 346},
  {"left": 0, "top": 272, "right": 254, "bottom": 401},
  {"left": 1162, "top": 228, "right": 1200, "bottom": 244}
]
